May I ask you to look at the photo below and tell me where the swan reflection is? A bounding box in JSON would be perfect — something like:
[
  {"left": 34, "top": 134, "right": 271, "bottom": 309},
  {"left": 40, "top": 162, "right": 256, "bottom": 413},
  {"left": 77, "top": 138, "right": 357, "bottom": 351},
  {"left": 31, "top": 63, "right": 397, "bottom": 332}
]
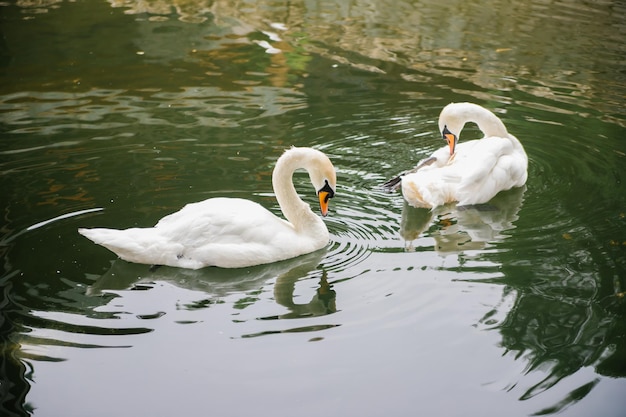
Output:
[
  {"left": 273, "top": 270, "right": 336, "bottom": 319},
  {"left": 86, "top": 249, "right": 335, "bottom": 318},
  {"left": 400, "top": 186, "right": 525, "bottom": 253}
]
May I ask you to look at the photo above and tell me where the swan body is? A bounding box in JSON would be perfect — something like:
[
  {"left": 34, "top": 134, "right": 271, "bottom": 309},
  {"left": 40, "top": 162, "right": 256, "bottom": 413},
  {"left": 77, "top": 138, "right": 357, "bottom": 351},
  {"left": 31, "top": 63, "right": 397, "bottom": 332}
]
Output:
[
  {"left": 79, "top": 147, "right": 336, "bottom": 269},
  {"left": 385, "top": 102, "right": 528, "bottom": 208}
]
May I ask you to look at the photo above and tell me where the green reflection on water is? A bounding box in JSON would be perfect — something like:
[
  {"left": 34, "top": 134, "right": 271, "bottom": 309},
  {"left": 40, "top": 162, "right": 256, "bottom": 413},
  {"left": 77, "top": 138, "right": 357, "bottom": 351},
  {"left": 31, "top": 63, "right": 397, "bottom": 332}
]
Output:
[{"left": 0, "top": 0, "right": 625, "bottom": 416}]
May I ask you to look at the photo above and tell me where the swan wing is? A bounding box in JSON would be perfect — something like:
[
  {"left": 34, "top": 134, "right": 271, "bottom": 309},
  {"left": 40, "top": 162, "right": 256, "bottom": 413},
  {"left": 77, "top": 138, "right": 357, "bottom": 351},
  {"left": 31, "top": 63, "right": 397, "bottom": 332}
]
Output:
[
  {"left": 155, "top": 198, "right": 288, "bottom": 244},
  {"left": 155, "top": 198, "right": 305, "bottom": 267},
  {"left": 159, "top": 197, "right": 331, "bottom": 269},
  {"left": 454, "top": 137, "right": 527, "bottom": 205},
  {"left": 400, "top": 137, "right": 527, "bottom": 207},
  {"left": 80, "top": 198, "right": 299, "bottom": 269}
]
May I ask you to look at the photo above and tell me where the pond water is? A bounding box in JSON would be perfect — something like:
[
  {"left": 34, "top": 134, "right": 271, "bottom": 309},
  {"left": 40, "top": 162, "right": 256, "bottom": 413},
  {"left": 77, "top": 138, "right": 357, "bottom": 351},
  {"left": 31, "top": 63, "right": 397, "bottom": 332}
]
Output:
[{"left": 1, "top": 0, "right": 625, "bottom": 416}]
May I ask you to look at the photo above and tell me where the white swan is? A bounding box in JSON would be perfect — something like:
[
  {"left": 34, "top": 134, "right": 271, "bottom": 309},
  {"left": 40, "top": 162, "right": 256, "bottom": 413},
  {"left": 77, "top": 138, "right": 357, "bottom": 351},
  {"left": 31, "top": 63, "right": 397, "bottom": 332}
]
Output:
[
  {"left": 384, "top": 102, "right": 528, "bottom": 208},
  {"left": 79, "top": 147, "right": 336, "bottom": 269}
]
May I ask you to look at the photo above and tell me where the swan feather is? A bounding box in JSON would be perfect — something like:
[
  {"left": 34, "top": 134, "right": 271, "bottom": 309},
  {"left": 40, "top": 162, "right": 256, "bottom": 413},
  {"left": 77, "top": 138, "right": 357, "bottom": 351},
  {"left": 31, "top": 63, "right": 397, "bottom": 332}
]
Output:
[
  {"left": 386, "top": 103, "right": 528, "bottom": 208},
  {"left": 79, "top": 147, "right": 336, "bottom": 269}
]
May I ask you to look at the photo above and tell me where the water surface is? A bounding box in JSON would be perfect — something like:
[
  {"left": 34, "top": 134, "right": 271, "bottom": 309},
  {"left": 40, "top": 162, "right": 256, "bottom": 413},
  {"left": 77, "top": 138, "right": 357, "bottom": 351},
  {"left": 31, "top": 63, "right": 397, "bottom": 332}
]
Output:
[{"left": 1, "top": 1, "right": 625, "bottom": 416}]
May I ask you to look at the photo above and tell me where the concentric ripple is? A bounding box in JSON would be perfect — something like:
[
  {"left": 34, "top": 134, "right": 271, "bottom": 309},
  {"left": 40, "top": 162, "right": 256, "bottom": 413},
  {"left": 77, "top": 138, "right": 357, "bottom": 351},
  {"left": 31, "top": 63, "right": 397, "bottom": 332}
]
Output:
[{"left": 323, "top": 180, "right": 403, "bottom": 273}]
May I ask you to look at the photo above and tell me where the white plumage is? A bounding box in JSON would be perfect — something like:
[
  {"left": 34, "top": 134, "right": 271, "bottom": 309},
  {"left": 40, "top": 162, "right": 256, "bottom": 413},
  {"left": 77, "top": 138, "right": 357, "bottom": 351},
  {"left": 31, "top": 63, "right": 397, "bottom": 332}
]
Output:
[
  {"left": 79, "top": 147, "right": 336, "bottom": 269},
  {"left": 384, "top": 102, "right": 528, "bottom": 208}
]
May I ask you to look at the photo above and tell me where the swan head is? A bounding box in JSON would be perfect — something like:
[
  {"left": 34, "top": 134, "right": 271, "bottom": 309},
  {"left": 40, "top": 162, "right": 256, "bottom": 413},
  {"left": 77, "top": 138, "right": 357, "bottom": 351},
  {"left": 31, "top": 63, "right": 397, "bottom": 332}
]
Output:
[
  {"left": 274, "top": 147, "right": 336, "bottom": 217},
  {"left": 316, "top": 179, "right": 335, "bottom": 217},
  {"left": 438, "top": 102, "right": 509, "bottom": 155},
  {"left": 438, "top": 103, "right": 467, "bottom": 155},
  {"left": 307, "top": 152, "right": 336, "bottom": 217},
  {"left": 441, "top": 125, "right": 458, "bottom": 155}
]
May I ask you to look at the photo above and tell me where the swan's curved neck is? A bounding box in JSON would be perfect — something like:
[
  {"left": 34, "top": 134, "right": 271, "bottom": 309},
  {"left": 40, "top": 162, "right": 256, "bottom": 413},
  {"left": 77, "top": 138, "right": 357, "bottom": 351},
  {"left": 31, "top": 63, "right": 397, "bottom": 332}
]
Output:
[
  {"left": 444, "top": 103, "right": 509, "bottom": 138},
  {"left": 466, "top": 104, "right": 508, "bottom": 137},
  {"left": 272, "top": 149, "right": 321, "bottom": 231}
]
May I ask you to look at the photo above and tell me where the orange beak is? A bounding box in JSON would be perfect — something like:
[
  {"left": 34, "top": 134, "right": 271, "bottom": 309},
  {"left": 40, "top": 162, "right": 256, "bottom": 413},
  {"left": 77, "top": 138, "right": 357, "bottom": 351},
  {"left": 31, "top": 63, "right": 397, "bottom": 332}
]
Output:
[
  {"left": 445, "top": 132, "right": 456, "bottom": 155},
  {"left": 318, "top": 191, "right": 331, "bottom": 217}
]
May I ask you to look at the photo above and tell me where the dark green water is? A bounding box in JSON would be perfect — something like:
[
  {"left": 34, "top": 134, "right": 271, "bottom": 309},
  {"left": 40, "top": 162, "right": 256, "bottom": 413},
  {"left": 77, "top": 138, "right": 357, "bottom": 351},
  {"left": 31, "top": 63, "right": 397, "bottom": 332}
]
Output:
[{"left": 1, "top": 0, "right": 625, "bottom": 416}]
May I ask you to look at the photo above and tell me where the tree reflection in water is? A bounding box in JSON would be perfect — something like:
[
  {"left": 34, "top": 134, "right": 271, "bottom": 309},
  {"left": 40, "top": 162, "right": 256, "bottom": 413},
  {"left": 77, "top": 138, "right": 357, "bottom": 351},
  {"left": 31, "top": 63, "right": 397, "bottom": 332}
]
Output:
[
  {"left": 0, "top": 290, "right": 35, "bottom": 417},
  {"left": 493, "top": 244, "right": 626, "bottom": 413},
  {"left": 400, "top": 185, "right": 625, "bottom": 412}
]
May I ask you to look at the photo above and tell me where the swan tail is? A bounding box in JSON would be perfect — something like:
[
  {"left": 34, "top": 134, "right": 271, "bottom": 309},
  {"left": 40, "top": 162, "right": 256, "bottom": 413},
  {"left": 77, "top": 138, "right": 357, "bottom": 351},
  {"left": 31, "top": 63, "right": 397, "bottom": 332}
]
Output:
[
  {"left": 402, "top": 180, "right": 456, "bottom": 209},
  {"left": 78, "top": 227, "right": 181, "bottom": 265},
  {"left": 383, "top": 157, "right": 439, "bottom": 193},
  {"left": 381, "top": 175, "right": 402, "bottom": 191}
]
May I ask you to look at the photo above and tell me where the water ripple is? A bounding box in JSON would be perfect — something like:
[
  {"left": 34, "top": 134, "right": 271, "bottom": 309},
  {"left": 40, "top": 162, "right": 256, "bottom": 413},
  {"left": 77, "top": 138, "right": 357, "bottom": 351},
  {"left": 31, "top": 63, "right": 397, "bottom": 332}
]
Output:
[{"left": 323, "top": 180, "right": 401, "bottom": 273}]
